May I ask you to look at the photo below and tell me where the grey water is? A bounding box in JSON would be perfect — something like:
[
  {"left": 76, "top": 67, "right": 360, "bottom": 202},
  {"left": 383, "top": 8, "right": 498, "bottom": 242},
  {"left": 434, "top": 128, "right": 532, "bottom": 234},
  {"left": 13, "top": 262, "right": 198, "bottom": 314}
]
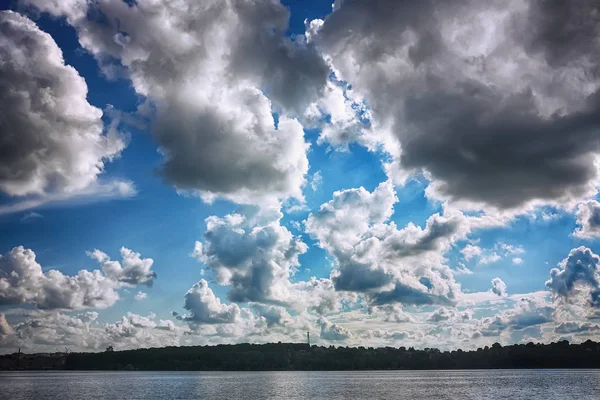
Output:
[{"left": 0, "top": 369, "right": 598, "bottom": 399}]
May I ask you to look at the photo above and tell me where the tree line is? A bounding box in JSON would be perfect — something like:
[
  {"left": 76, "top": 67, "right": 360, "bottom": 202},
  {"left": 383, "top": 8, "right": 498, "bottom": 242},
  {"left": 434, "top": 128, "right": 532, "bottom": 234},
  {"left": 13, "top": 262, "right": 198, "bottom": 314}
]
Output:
[{"left": 2, "top": 340, "right": 600, "bottom": 370}]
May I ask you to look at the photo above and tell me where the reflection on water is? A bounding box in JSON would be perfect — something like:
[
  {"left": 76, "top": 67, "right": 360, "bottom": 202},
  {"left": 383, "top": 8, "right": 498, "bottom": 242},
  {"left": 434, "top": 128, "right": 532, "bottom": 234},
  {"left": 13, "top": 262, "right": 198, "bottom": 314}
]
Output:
[{"left": 0, "top": 369, "right": 599, "bottom": 400}]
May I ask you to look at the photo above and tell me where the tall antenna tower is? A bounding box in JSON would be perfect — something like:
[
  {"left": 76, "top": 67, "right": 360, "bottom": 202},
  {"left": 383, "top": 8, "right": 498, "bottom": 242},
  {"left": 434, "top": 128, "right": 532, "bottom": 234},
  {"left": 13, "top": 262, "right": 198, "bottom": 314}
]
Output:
[{"left": 307, "top": 331, "right": 310, "bottom": 347}]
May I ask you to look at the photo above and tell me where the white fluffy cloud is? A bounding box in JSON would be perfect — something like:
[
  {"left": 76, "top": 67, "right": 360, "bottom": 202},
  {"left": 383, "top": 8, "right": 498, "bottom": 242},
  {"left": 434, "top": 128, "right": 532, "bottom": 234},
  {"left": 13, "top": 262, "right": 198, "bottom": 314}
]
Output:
[
  {"left": 491, "top": 278, "right": 507, "bottom": 297},
  {"left": 0, "top": 313, "right": 13, "bottom": 338},
  {"left": 317, "top": 316, "right": 352, "bottom": 341},
  {"left": 427, "top": 307, "right": 472, "bottom": 323},
  {"left": 192, "top": 208, "right": 308, "bottom": 304},
  {"left": 306, "top": 181, "right": 472, "bottom": 306},
  {"left": 0, "top": 246, "right": 156, "bottom": 310},
  {"left": 574, "top": 200, "right": 600, "bottom": 239},
  {"left": 180, "top": 279, "right": 240, "bottom": 324},
  {"left": 25, "top": 0, "right": 332, "bottom": 205},
  {"left": 304, "top": 80, "right": 371, "bottom": 149},
  {"left": 0, "top": 11, "right": 128, "bottom": 205},
  {"left": 546, "top": 246, "right": 600, "bottom": 308},
  {"left": 88, "top": 247, "right": 156, "bottom": 287}
]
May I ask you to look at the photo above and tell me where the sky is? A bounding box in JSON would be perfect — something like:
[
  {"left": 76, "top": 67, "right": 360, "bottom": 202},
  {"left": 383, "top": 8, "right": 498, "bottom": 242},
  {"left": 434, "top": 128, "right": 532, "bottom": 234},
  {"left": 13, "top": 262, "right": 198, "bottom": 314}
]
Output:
[{"left": 2, "top": 0, "right": 600, "bottom": 353}]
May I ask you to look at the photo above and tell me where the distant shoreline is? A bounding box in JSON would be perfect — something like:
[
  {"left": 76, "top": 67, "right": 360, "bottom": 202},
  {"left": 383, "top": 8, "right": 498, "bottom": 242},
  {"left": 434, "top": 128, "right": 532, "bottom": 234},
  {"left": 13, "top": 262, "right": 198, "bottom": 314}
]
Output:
[{"left": 2, "top": 340, "right": 600, "bottom": 371}]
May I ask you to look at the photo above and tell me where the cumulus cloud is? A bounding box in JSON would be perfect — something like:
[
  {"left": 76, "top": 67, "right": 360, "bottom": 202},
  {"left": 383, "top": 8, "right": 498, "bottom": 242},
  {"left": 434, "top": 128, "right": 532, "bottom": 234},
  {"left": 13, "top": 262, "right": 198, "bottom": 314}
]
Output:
[
  {"left": 371, "top": 304, "right": 415, "bottom": 323},
  {"left": 88, "top": 247, "right": 156, "bottom": 286},
  {"left": 317, "top": 316, "right": 351, "bottom": 341},
  {"left": 0, "top": 246, "right": 155, "bottom": 310},
  {"left": 428, "top": 307, "right": 472, "bottom": 323},
  {"left": 25, "top": 0, "right": 332, "bottom": 204},
  {"left": 480, "top": 298, "right": 555, "bottom": 337},
  {"left": 491, "top": 278, "right": 507, "bottom": 297},
  {"left": 192, "top": 208, "right": 307, "bottom": 304},
  {"left": 546, "top": 246, "right": 600, "bottom": 308},
  {"left": 287, "top": 277, "right": 350, "bottom": 315},
  {"left": 312, "top": 0, "right": 600, "bottom": 210},
  {"left": 0, "top": 313, "right": 13, "bottom": 338},
  {"left": 574, "top": 200, "right": 600, "bottom": 239},
  {"left": 304, "top": 80, "right": 371, "bottom": 149},
  {"left": 306, "top": 181, "right": 477, "bottom": 306},
  {"left": 0, "top": 11, "right": 128, "bottom": 209},
  {"left": 251, "top": 304, "right": 292, "bottom": 328},
  {"left": 181, "top": 279, "right": 240, "bottom": 324}
]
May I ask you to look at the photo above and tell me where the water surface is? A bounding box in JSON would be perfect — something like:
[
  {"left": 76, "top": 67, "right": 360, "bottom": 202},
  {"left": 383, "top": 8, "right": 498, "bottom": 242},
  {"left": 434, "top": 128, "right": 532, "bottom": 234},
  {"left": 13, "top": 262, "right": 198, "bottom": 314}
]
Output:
[{"left": 1, "top": 369, "right": 598, "bottom": 399}]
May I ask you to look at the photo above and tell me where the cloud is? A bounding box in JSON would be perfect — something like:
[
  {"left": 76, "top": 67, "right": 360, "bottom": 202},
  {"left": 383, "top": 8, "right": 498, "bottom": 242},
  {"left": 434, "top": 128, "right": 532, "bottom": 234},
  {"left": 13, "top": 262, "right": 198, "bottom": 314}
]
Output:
[
  {"left": 304, "top": 80, "right": 371, "bottom": 149},
  {"left": 317, "top": 316, "right": 351, "bottom": 341},
  {"left": 88, "top": 247, "right": 157, "bottom": 287},
  {"left": 427, "top": 307, "right": 472, "bottom": 323},
  {"left": 134, "top": 291, "right": 147, "bottom": 301},
  {"left": 1, "top": 310, "right": 180, "bottom": 352},
  {"left": 491, "top": 278, "right": 507, "bottom": 297},
  {"left": 512, "top": 257, "right": 524, "bottom": 265},
  {"left": 546, "top": 246, "right": 600, "bottom": 307},
  {"left": 0, "top": 180, "right": 137, "bottom": 216},
  {"left": 574, "top": 200, "right": 600, "bottom": 239},
  {"left": 361, "top": 329, "right": 415, "bottom": 342},
  {"left": 481, "top": 298, "right": 555, "bottom": 336},
  {"left": 312, "top": 0, "right": 600, "bottom": 210},
  {"left": 251, "top": 304, "right": 291, "bottom": 328},
  {"left": 25, "top": 0, "right": 331, "bottom": 205},
  {"left": 371, "top": 304, "right": 415, "bottom": 323},
  {"left": 462, "top": 242, "right": 525, "bottom": 265},
  {"left": 192, "top": 208, "right": 307, "bottom": 304},
  {"left": 0, "top": 11, "right": 128, "bottom": 207},
  {"left": 554, "top": 322, "right": 600, "bottom": 335},
  {"left": 20, "top": 212, "right": 43, "bottom": 223},
  {"left": 453, "top": 263, "right": 473, "bottom": 276},
  {"left": 309, "top": 171, "right": 323, "bottom": 191},
  {"left": 461, "top": 244, "right": 483, "bottom": 262},
  {"left": 0, "top": 246, "right": 156, "bottom": 310},
  {"left": 0, "top": 313, "right": 13, "bottom": 338},
  {"left": 182, "top": 279, "right": 240, "bottom": 324},
  {"left": 306, "top": 181, "right": 471, "bottom": 306},
  {"left": 371, "top": 282, "right": 455, "bottom": 307}
]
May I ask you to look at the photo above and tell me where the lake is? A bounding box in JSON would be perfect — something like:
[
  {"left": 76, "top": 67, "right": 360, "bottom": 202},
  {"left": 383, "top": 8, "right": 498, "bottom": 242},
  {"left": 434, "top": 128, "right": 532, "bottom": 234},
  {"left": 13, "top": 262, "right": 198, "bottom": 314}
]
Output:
[{"left": 0, "top": 370, "right": 598, "bottom": 399}]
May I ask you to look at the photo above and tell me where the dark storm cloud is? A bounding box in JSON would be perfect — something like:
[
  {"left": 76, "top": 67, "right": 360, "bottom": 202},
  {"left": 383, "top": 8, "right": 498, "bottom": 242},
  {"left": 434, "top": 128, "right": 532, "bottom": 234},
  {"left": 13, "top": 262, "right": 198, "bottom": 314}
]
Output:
[
  {"left": 315, "top": 0, "right": 600, "bottom": 209},
  {"left": 521, "top": 0, "right": 600, "bottom": 67}
]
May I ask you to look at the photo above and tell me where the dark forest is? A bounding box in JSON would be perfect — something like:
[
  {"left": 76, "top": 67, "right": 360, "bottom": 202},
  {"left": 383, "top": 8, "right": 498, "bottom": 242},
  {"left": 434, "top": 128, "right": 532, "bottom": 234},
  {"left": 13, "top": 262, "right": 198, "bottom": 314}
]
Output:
[{"left": 2, "top": 340, "right": 600, "bottom": 371}]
